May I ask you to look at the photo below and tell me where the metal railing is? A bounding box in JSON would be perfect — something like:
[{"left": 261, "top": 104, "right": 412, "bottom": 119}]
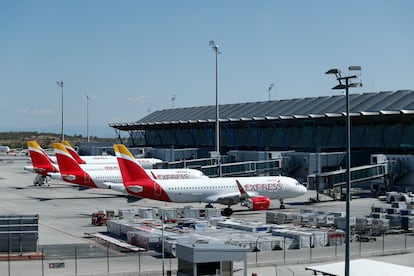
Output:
[{"left": 1, "top": 232, "right": 414, "bottom": 275}]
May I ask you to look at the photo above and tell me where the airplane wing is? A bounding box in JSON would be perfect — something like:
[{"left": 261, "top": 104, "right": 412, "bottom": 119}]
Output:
[
  {"left": 204, "top": 192, "right": 242, "bottom": 206},
  {"left": 203, "top": 179, "right": 262, "bottom": 206}
]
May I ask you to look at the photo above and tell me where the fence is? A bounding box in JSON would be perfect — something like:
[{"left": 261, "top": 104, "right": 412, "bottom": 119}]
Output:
[{"left": 1, "top": 232, "right": 414, "bottom": 275}]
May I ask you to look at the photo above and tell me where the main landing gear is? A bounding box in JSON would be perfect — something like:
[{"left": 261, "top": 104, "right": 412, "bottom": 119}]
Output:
[
  {"left": 33, "top": 175, "right": 50, "bottom": 186},
  {"left": 221, "top": 207, "right": 233, "bottom": 217},
  {"left": 279, "top": 199, "right": 286, "bottom": 209}
]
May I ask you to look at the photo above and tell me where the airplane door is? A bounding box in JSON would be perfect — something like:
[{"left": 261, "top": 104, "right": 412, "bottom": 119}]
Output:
[{"left": 154, "top": 183, "right": 161, "bottom": 197}]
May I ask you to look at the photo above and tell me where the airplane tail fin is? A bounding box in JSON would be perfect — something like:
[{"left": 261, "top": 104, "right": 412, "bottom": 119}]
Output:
[
  {"left": 37, "top": 141, "right": 55, "bottom": 163},
  {"left": 53, "top": 143, "right": 97, "bottom": 188},
  {"left": 27, "top": 141, "right": 58, "bottom": 175},
  {"left": 61, "top": 140, "right": 86, "bottom": 164},
  {"left": 113, "top": 144, "right": 153, "bottom": 183},
  {"left": 114, "top": 144, "right": 170, "bottom": 201},
  {"left": 53, "top": 143, "right": 84, "bottom": 174}
]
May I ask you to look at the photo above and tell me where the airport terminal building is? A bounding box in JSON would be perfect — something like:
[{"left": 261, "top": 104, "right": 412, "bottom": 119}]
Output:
[{"left": 109, "top": 90, "right": 414, "bottom": 192}]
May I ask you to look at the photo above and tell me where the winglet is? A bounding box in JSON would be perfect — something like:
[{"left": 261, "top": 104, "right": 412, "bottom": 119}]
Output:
[
  {"left": 61, "top": 140, "right": 86, "bottom": 164},
  {"left": 236, "top": 180, "right": 249, "bottom": 199}
]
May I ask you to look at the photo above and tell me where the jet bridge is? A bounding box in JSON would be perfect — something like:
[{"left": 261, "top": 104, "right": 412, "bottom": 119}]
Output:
[
  {"left": 161, "top": 158, "right": 283, "bottom": 177},
  {"left": 307, "top": 162, "right": 389, "bottom": 198}
]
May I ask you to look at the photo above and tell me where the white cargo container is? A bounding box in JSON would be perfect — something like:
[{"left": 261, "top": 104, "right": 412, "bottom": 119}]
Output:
[
  {"left": 336, "top": 216, "right": 356, "bottom": 230},
  {"left": 292, "top": 213, "right": 310, "bottom": 225},
  {"left": 355, "top": 218, "right": 368, "bottom": 233},
  {"left": 371, "top": 218, "right": 390, "bottom": 235},
  {"left": 118, "top": 209, "right": 136, "bottom": 221},
  {"left": 204, "top": 207, "right": 222, "bottom": 218},
  {"left": 138, "top": 208, "right": 158, "bottom": 219},
  {"left": 386, "top": 214, "right": 402, "bottom": 229}
]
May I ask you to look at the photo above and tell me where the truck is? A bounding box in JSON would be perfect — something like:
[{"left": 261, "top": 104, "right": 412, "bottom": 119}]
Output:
[
  {"left": 91, "top": 210, "right": 114, "bottom": 226},
  {"left": 386, "top": 192, "right": 414, "bottom": 204}
]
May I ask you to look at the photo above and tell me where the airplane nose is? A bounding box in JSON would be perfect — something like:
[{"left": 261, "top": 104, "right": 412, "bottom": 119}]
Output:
[
  {"left": 296, "top": 180, "right": 307, "bottom": 194},
  {"left": 300, "top": 183, "right": 307, "bottom": 194}
]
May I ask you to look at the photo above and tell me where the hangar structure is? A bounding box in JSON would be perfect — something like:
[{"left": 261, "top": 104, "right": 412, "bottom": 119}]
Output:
[
  {"left": 110, "top": 90, "right": 414, "bottom": 191},
  {"left": 110, "top": 90, "right": 414, "bottom": 156}
]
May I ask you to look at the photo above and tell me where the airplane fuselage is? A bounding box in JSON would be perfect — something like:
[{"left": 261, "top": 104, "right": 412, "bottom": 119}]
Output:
[
  {"left": 124, "top": 175, "right": 306, "bottom": 205},
  {"left": 53, "top": 167, "right": 208, "bottom": 189}
]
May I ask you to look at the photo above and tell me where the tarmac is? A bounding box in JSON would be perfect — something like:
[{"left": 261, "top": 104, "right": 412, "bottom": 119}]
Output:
[{"left": 1, "top": 154, "right": 414, "bottom": 275}]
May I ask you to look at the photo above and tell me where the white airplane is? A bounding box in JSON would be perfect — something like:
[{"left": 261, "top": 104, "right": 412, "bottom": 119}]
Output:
[
  {"left": 24, "top": 140, "right": 121, "bottom": 185},
  {"left": 25, "top": 141, "right": 59, "bottom": 185},
  {"left": 0, "top": 145, "right": 10, "bottom": 154},
  {"left": 25, "top": 140, "right": 164, "bottom": 185},
  {"left": 114, "top": 144, "right": 307, "bottom": 216},
  {"left": 25, "top": 140, "right": 163, "bottom": 173},
  {"left": 52, "top": 143, "right": 208, "bottom": 190},
  {"left": 60, "top": 140, "right": 163, "bottom": 169}
]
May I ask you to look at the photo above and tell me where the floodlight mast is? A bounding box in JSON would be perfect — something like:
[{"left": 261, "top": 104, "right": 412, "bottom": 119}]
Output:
[
  {"left": 325, "top": 66, "right": 362, "bottom": 276},
  {"left": 268, "top": 83, "right": 274, "bottom": 101},
  {"left": 85, "top": 94, "right": 91, "bottom": 143},
  {"left": 209, "top": 40, "right": 221, "bottom": 163},
  {"left": 56, "top": 81, "right": 64, "bottom": 141}
]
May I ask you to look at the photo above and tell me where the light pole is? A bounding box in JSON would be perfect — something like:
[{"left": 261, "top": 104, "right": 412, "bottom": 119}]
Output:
[
  {"left": 209, "top": 40, "right": 221, "bottom": 159},
  {"left": 85, "top": 94, "right": 91, "bottom": 142},
  {"left": 268, "top": 83, "right": 274, "bottom": 101},
  {"left": 161, "top": 209, "right": 165, "bottom": 276},
  {"left": 171, "top": 94, "right": 176, "bottom": 108},
  {"left": 56, "top": 81, "right": 64, "bottom": 141},
  {"left": 325, "top": 66, "right": 362, "bottom": 276}
]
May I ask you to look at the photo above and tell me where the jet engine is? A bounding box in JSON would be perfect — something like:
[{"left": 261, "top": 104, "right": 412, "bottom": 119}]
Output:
[{"left": 244, "top": 196, "right": 271, "bottom": 211}]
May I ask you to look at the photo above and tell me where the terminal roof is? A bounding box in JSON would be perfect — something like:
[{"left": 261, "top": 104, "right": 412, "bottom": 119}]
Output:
[{"left": 110, "top": 90, "right": 414, "bottom": 130}]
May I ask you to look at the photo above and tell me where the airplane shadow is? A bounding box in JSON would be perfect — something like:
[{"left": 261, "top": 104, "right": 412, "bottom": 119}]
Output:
[
  {"left": 27, "top": 194, "right": 142, "bottom": 202},
  {"left": 28, "top": 196, "right": 120, "bottom": 202}
]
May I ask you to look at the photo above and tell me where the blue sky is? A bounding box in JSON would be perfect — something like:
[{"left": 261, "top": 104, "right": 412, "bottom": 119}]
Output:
[{"left": 1, "top": 0, "right": 413, "bottom": 137}]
